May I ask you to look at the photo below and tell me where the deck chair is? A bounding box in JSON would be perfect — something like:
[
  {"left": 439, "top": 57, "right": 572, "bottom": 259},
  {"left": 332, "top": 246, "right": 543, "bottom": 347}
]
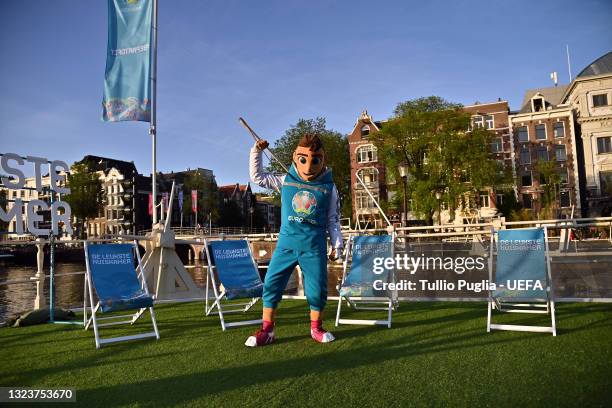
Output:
[
  {"left": 335, "top": 234, "right": 396, "bottom": 328},
  {"left": 83, "top": 241, "right": 160, "bottom": 349},
  {"left": 204, "top": 239, "right": 263, "bottom": 331},
  {"left": 487, "top": 227, "right": 557, "bottom": 336}
]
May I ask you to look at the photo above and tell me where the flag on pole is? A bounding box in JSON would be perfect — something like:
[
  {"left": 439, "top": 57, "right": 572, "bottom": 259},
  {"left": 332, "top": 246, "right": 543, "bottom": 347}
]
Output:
[
  {"left": 102, "top": 0, "right": 153, "bottom": 122},
  {"left": 148, "top": 193, "right": 153, "bottom": 216},
  {"left": 162, "top": 192, "right": 169, "bottom": 210},
  {"left": 191, "top": 190, "right": 197, "bottom": 213},
  {"left": 178, "top": 190, "right": 184, "bottom": 212}
]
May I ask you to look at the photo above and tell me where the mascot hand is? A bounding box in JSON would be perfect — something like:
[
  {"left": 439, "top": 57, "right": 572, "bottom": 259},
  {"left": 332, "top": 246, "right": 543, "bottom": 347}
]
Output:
[{"left": 256, "top": 140, "right": 269, "bottom": 151}]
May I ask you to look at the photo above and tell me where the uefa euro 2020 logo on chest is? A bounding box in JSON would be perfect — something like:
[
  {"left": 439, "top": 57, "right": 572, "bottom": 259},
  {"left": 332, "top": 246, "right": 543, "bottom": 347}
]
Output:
[{"left": 292, "top": 190, "right": 317, "bottom": 216}]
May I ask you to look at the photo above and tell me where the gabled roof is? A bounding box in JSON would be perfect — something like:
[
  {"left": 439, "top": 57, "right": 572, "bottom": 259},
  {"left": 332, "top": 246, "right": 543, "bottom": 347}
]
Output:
[
  {"left": 576, "top": 51, "right": 612, "bottom": 78},
  {"left": 518, "top": 85, "right": 568, "bottom": 114},
  {"left": 79, "top": 155, "right": 137, "bottom": 176},
  {"left": 219, "top": 183, "right": 250, "bottom": 199},
  {"left": 350, "top": 110, "right": 382, "bottom": 135}
]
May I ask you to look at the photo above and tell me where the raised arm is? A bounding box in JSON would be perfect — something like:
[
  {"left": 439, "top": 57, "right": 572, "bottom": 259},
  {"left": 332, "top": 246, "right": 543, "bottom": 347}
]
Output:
[{"left": 250, "top": 142, "right": 284, "bottom": 193}]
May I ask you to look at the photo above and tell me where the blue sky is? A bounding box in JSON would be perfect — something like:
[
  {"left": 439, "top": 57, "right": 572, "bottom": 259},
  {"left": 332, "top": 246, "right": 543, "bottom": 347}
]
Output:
[{"left": 0, "top": 0, "right": 610, "bottom": 187}]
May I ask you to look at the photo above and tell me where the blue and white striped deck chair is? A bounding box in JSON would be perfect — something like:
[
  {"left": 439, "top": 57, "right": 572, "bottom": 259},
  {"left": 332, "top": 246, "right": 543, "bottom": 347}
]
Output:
[
  {"left": 335, "top": 234, "right": 396, "bottom": 328},
  {"left": 204, "top": 239, "right": 264, "bottom": 331},
  {"left": 83, "top": 241, "right": 160, "bottom": 349},
  {"left": 487, "top": 227, "right": 557, "bottom": 336}
]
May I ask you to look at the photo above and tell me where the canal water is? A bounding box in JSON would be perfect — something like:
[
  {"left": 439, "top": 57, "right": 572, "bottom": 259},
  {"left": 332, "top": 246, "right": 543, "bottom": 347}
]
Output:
[{"left": 0, "top": 260, "right": 210, "bottom": 324}]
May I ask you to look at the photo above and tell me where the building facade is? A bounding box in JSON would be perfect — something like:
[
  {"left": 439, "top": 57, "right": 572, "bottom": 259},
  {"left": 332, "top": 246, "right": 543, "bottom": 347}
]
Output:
[
  {"left": 509, "top": 87, "right": 581, "bottom": 218},
  {"left": 348, "top": 111, "right": 390, "bottom": 228},
  {"left": 463, "top": 100, "right": 514, "bottom": 218},
  {"left": 561, "top": 52, "right": 612, "bottom": 216}
]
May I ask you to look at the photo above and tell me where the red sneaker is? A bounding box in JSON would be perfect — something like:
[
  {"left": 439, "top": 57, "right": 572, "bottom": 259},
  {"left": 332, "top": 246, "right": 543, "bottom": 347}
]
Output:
[
  {"left": 310, "top": 321, "right": 335, "bottom": 343},
  {"left": 245, "top": 325, "right": 275, "bottom": 347}
]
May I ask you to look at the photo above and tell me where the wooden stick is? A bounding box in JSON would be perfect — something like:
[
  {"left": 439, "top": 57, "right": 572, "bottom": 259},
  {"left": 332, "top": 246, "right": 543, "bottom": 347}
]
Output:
[{"left": 239, "top": 117, "right": 289, "bottom": 173}]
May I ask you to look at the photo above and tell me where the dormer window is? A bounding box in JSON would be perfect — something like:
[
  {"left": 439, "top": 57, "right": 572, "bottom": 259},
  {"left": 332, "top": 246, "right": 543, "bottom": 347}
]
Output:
[
  {"left": 531, "top": 95, "right": 545, "bottom": 112},
  {"left": 360, "top": 125, "right": 370, "bottom": 137}
]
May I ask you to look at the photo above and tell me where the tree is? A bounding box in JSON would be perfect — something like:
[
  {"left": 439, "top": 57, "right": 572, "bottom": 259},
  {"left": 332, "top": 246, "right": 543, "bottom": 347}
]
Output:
[
  {"left": 64, "top": 163, "right": 103, "bottom": 238},
  {"left": 372, "top": 96, "right": 508, "bottom": 224},
  {"left": 536, "top": 161, "right": 561, "bottom": 219},
  {"left": 268, "top": 117, "right": 351, "bottom": 218}
]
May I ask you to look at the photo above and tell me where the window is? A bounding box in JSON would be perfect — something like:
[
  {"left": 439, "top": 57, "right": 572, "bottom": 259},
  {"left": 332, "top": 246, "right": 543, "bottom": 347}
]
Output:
[
  {"left": 535, "top": 124, "right": 546, "bottom": 140},
  {"left": 553, "top": 122, "right": 565, "bottom": 138},
  {"left": 520, "top": 148, "right": 531, "bottom": 164},
  {"left": 485, "top": 115, "right": 494, "bottom": 129},
  {"left": 357, "top": 168, "right": 378, "bottom": 187},
  {"left": 522, "top": 194, "right": 532, "bottom": 209},
  {"left": 356, "top": 191, "right": 378, "bottom": 209},
  {"left": 517, "top": 126, "right": 529, "bottom": 142},
  {"left": 597, "top": 137, "right": 612, "bottom": 154},
  {"left": 539, "top": 173, "right": 547, "bottom": 186},
  {"left": 560, "top": 191, "right": 571, "bottom": 207},
  {"left": 360, "top": 125, "right": 370, "bottom": 137},
  {"left": 496, "top": 194, "right": 504, "bottom": 206},
  {"left": 600, "top": 171, "right": 612, "bottom": 195},
  {"left": 357, "top": 144, "right": 378, "bottom": 163},
  {"left": 555, "top": 145, "right": 567, "bottom": 161},
  {"left": 532, "top": 97, "right": 544, "bottom": 112},
  {"left": 479, "top": 193, "right": 490, "bottom": 208},
  {"left": 537, "top": 147, "right": 548, "bottom": 161},
  {"left": 558, "top": 170, "right": 568, "bottom": 185},
  {"left": 491, "top": 138, "right": 503, "bottom": 153},
  {"left": 592, "top": 93, "right": 608, "bottom": 107},
  {"left": 472, "top": 115, "right": 484, "bottom": 128},
  {"left": 521, "top": 173, "right": 532, "bottom": 187}
]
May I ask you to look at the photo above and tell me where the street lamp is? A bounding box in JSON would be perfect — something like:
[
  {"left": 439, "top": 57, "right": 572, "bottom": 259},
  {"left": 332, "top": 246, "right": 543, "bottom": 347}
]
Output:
[
  {"left": 398, "top": 163, "right": 409, "bottom": 227},
  {"left": 435, "top": 190, "right": 442, "bottom": 226}
]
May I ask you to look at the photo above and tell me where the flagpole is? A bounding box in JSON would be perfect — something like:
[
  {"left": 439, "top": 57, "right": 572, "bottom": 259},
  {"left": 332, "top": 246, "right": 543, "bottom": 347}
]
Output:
[{"left": 150, "top": 0, "right": 159, "bottom": 224}]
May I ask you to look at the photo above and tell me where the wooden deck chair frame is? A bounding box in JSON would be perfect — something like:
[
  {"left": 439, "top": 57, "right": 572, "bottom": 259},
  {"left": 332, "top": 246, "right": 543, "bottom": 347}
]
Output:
[
  {"left": 487, "top": 227, "right": 557, "bottom": 336},
  {"left": 335, "top": 234, "right": 397, "bottom": 328},
  {"left": 83, "top": 240, "right": 160, "bottom": 349},
  {"left": 204, "top": 239, "right": 262, "bottom": 331}
]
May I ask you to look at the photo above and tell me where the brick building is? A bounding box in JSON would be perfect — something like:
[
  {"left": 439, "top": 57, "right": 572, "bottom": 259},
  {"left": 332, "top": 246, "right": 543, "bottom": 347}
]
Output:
[{"left": 509, "top": 87, "right": 580, "bottom": 217}]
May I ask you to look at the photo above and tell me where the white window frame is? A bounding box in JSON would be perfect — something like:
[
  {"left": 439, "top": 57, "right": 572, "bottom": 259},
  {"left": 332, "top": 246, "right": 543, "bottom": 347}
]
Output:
[
  {"left": 479, "top": 193, "right": 490, "bottom": 208},
  {"left": 472, "top": 115, "right": 484, "bottom": 129},
  {"left": 357, "top": 167, "right": 379, "bottom": 187},
  {"left": 491, "top": 137, "right": 503, "bottom": 153},
  {"left": 592, "top": 93, "right": 609, "bottom": 108},
  {"left": 535, "top": 123, "right": 547, "bottom": 141},
  {"left": 553, "top": 121, "right": 565, "bottom": 138},
  {"left": 555, "top": 144, "right": 567, "bottom": 161},
  {"left": 356, "top": 191, "right": 378, "bottom": 210},
  {"left": 517, "top": 126, "right": 529, "bottom": 143},
  {"left": 485, "top": 115, "right": 494, "bottom": 129},
  {"left": 520, "top": 147, "right": 531, "bottom": 164},
  {"left": 360, "top": 125, "right": 370, "bottom": 137},
  {"left": 356, "top": 144, "right": 378, "bottom": 163},
  {"left": 521, "top": 172, "right": 533, "bottom": 187},
  {"left": 597, "top": 136, "right": 612, "bottom": 155}
]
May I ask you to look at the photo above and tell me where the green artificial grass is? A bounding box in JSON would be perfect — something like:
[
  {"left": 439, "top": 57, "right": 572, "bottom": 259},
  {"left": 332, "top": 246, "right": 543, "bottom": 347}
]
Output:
[{"left": 0, "top": 301, "right": 611, "bottom": 407}]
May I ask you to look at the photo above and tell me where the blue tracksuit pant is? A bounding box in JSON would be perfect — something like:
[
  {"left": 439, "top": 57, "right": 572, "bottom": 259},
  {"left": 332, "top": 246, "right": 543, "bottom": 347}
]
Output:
[{"left": 262, "top": 246, "right": 327, "bottom": 311}]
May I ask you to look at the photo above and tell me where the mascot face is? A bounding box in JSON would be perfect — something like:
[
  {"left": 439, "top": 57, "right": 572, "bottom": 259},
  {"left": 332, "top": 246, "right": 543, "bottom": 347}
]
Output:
[{"left": 292, "top": 146, "right": 326, "bottom": 181}]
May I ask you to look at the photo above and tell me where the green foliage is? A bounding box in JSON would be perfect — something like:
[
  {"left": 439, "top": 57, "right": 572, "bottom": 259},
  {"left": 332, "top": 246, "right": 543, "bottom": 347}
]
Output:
[
  {"left": 64, "top": 163, "right": 103, "bottom": 238},
  {"left": 536, "top": 161, "right": 561, "bottom": 219},
  {"left": 373, "top": 96, "right": 509, "bottom": 223},
  {"left": 268, "top": 117, "right": 351, "bottom": 218},
  {"left": 182, "top": 171, "right": 219, "bottom": 226}
]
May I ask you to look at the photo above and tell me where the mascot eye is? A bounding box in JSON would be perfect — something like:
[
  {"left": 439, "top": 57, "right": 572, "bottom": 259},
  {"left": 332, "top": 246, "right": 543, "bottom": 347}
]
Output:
[
  {"left": 299, "top": 157, "right": 307, "bottom": 164},
  {"left": 312, "top": 157, "right": 321, "bottom": 165}
]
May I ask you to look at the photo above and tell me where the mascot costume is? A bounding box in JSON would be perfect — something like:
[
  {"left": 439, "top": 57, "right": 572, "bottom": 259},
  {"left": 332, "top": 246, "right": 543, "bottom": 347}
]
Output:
[{"left": 245, "top": 133, "right": 343, "bottom": 346}]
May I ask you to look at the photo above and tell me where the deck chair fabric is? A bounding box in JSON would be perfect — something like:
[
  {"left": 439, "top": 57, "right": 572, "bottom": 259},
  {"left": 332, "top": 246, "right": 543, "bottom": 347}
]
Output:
[
  {"left": 487, "top": 227, "right": 557, "bottom": 336},
  {"left": 83, "top": 241, "right": 160, "bottom": 349},
  {"left": 205, "top": 239, "right": 263, "bottom": 330},
  {"left": 336, "top": 234, "right": 395, "bottom": 328}
]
